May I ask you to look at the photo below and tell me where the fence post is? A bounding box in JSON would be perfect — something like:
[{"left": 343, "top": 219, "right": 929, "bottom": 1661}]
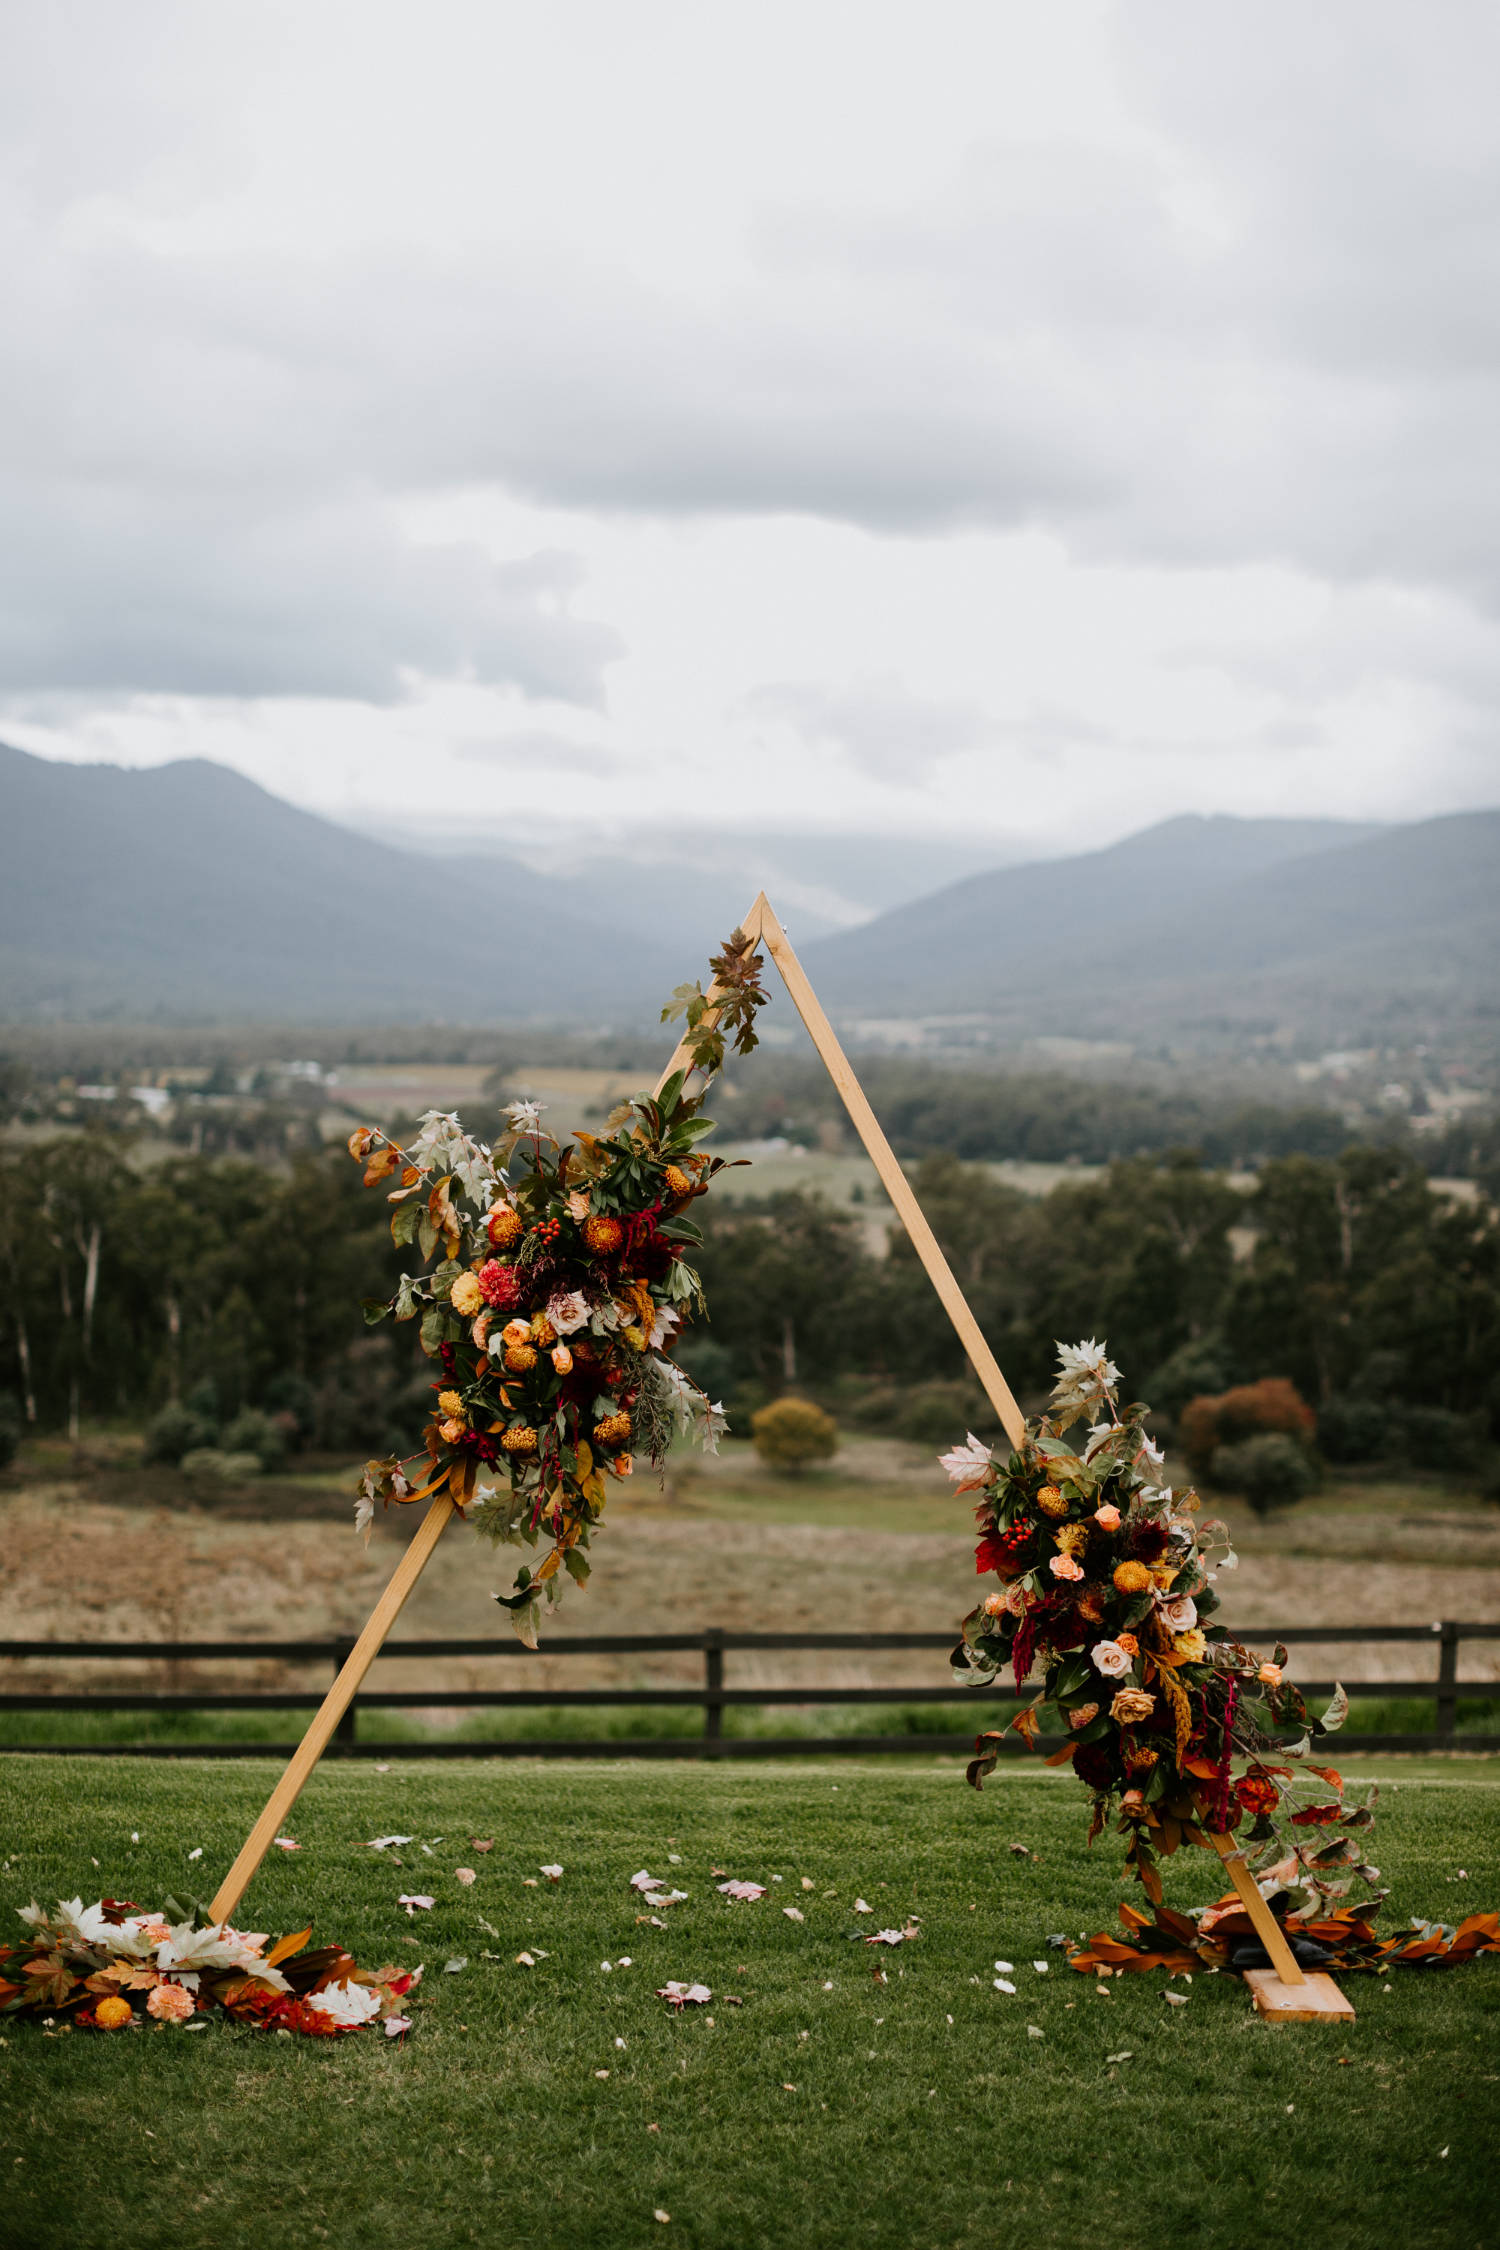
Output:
[
  {"left": 1435, "top": 1621, "right": 1459, "bottom": 1744},
  {"left": 703, "top": 1630, "right": 725, "bottom": 1754},
  {"left": 332, "top": 1637, "right": 358, "bottom": 1750}
]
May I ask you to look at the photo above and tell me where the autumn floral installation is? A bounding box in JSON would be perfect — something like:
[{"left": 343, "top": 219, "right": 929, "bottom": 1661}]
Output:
[
  {"left": 351, "top": 928, "right": 768, "bottom": 1646},
  {"left": 947, "top": 1341, "right": 1375, "bottom": 1909},
  {"left": 0, "top": 1897, "right": 419, "bottom": 2036},
  {"left": 946, "top": 1339, "right": 1500, "bottom": 1979}
]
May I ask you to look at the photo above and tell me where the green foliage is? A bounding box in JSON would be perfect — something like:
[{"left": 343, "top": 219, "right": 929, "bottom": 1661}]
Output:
[
  {"left": 220, "top": 1407, "right": 289, "bottom": 1472},
  {"left": 750, "top": 1395, "right": 839, "bottom": 1474},
  {"left": 178, "top": 1446, "right": 263, "bottom": 1481},
  {"left": 142, "top": 1402, "right": 217, "bottom": 1465},
  {"left": 1211, "top": 1430, "right": 1320, "bottom": 1515}
]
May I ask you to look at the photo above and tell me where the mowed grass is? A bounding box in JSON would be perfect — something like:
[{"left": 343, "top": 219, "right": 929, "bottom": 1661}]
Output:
[{"left": 2, "top": 1758, "right": 1498, "bottom": 2250}]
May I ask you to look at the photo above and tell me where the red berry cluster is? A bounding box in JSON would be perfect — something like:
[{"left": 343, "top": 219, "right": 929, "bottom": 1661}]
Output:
[{"left": 532, "top": 1218, "right": 562, "bottom": 1245}]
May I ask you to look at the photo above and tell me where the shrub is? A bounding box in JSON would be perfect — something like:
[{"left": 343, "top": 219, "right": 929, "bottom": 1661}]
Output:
[
  {"left": 750, "top": 1397, "right": 839, "bottom": 1475},
  {"left": 1396, "top": 1405, "right": 1486, "bottom": 1473},
  {"left": 896, "top": 1381, "right": 990, "bottom": 1448},
  {"left": 1145, "top": 1338, "right": 1231, "bottom": 1424},
  {"left": 1180, "top": 1378, "right": 1316, "bottom": 1477},
  {"left": 221, "top": 1408, "right": 288, "bottom": 1473},
  {"left": 143, "top": 1403, "right": 218, "bottom": 1466},
  {"left": 179, "top": 1447, "right": 263, "bottom": 1481},
  {"left": 1211, "top": 1432, "right": 1318, "bottom": 1516},
  {"left": 1316, "top": 1394, "right": 1392, "bottom": 1465}
]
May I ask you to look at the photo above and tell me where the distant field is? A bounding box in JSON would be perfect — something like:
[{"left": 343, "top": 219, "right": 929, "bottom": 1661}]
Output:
[{"left": 3, "top": 1433, "right": 1498, "bottom": 1754}]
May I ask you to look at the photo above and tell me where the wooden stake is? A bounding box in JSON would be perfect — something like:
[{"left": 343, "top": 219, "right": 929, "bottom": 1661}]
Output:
[
  {"left": 208, "top": 1492, "right": 455, "bottom": 1925},
  {"left": 1203, "top": 1814, "right": 1355, "bottom": 2021},
  {"left": 752, "top": 895, "right": 1027, "bottom": 1449}
]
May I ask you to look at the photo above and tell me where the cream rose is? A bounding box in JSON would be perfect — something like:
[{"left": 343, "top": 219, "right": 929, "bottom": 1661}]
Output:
[
  {"left": 1090, "top": 1639, "right": 1132, "bottom": 1678},
  {"left": 1162, "top": 1594, "right": 1198, "bottom": 1632},
  {"left": 1109, "top": 1687, "right": 1156, "bottom": 1725},
  {"left": 546, "top": 1290, "right": 590, "bottom": 1336}
]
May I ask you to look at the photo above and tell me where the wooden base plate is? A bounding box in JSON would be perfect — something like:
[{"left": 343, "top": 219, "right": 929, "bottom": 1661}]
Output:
[{"left": 1244, "top": 1968, "right": 1356, "bottom": 2023}]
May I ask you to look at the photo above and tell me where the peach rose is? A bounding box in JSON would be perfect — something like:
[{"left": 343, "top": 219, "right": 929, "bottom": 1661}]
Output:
[
  {"left": 1110, "top": 1687, "right": 1156, "bottom": 1725},
  {"left": 502, "top": 1319, "right": 531, "bottom": 1347},
  {"left": 1049, "top": 1553, "right": 1084, "bottom": 1581},
  {"left": 982, "top": 1592, "right": 1007, "bottom": 1616},
  {"left": 1257, "top": 1661, "right": 1282, "bottom": 1688},
  {"left": 1093, "top": 1502, "right": 1121, "bottom": 1530},
  {"left": 1116, "top": 1632, "right": 1139, "bottom": 1657},
  {"left": 551, "top": 1344, "right": 574, "bottom": 1375}
]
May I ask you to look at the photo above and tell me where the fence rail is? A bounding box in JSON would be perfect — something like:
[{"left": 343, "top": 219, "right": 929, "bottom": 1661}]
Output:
[{"left": 1, "top": 1623, "right": 1498, "bottom": 1759}]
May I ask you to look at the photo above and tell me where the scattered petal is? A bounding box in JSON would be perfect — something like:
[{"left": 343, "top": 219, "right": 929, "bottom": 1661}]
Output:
[
  {"left": 1032, "top": 1962, "right": 1048, "bottom": 1975},
  {"left": 398, "top": 1895, "right": 435, "bottom": 1914},
  {"left": 469, "top": 1839, "right": 494, "bottom": 1853},
  {"left": 383, "top": 2016, "right": 411, "bottom": 2038},
  {"left": 272, "top": 1837, "right": 301, "bottom": 1852},
  {"left": 540, "top": 1864, "right": 564, "bottom": 1882},
  {"left": 654, "top": 2211, "right": 670, "bottom": 2225},
  {"left": 994, "top": 1978, "right": 1017, "bottom": 1995},
  {"left": 615, "top": 2036, "right": 627, "bottom": 2050},
  {"left": 443, "top": 1958, "right": 467, "bottom": 1975},
  {"left": 1164, "top": 1990, "right": 1189, "bottom": 2007},
  {"left": 365, "top": 1836, "right": 414, "bottom": 1851},
  {"left": 783, "top": 1906, "right": 805, "bottom": 1923},
  {"left": 853, "top": 1899, "right": 872, "bottom": 1915},
  {"left": 514, "top": 1952, "right": 536, "bottom": 1968},
  {"left": 800, "top": 1877, "right": 814, "bottom": 1891},
  {"left": 1105, "top": 2050, "right": 1134, "bottom": 2064},
  {"left": 994, "top": 1960, "right": 1014, "bottom": 1974},
  {"left": 717, "top": 1881, "right": 767, "bottom": 1902},
  {"left": 455, "top": 1868, "right": 476, "bottom": 1887},
  {"left": 656, "top": 1982, "right": 712, "bottom": 2008},
  {"left": 595, "top": 2069, "right": 610, "bottom": 2080},
  {"left": 1026, "top": 2025, "right": 1044, "bottom": 2039},
  {"left": 187, "top": 1848, "right": 203, "bottom": 1862}
]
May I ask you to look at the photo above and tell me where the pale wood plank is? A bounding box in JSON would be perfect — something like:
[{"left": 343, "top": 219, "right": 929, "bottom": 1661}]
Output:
[
  {"left": 752, "top": 895, "right": 1027, "bottom": 1449},
  {"left": 208, "top": 1492, "right": 455, "bottom": 1924},
  {"left": 1204, "top": 1819, "right": 1308, "bottom": 1984}
]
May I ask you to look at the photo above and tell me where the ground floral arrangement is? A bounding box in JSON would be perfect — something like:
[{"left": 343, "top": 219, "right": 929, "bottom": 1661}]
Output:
[
  {"left": 352, "top": 929, "right": 767, "bottom": 1645},
  {"left": 0, "top": 1898, "right": 419, "bottom": 2036},
  {"left": 948, "top": 1341, "right": 1377, "bottom": 1916}
]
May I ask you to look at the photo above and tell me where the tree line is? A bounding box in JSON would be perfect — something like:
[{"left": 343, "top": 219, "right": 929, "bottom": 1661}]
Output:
[{"left": 1, "top": 1136, "right": 1496, "bottom": 1487}]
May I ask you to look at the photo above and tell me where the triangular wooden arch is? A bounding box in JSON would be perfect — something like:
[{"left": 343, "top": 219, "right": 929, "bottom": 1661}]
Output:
[{"left": 208, "top": 896, "right": 1343, "bottom": 2019}]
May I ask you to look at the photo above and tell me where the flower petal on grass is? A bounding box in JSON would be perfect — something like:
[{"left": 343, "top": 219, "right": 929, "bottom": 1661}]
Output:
[
  {"left": 783, "top": 1907, "right": 805, "bottom": 1923},
  {"left": 717, "top": 1881, "right": 767, "bottom": 1902},
  {"left": 656, "top": 1981, "right": 712, "bottom": 2007},
  {"left": 398, "top": 1895, "right": 435, "bottom": 1914}
]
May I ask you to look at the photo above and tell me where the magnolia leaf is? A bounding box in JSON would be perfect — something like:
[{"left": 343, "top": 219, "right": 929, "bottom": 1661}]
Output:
[
  {"left": 1319, "top": 1684, "right": 1349, "bottom": 1736},
  {"left": 266, "top": 1925, "right": 314, "bottom": 1968}
]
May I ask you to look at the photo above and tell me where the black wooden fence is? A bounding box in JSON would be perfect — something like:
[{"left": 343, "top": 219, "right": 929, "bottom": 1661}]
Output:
[{"left": 2, "top": 1622, "right": 1498, "bottom": 1757}]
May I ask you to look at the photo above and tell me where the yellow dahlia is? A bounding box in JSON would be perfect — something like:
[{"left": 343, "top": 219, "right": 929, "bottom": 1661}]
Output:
[
  {"left": 1112, "top": 1561, "right": 1153, "bottom": 1595},
  {"left": 1035, "top": 1484, "right": 1069, "bottom": 1518},
  {"left": 449, "top": 1272, "right": 484, "bottom": 1319}
]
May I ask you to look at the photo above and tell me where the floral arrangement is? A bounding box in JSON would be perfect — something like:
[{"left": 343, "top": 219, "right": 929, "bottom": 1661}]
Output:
[
  {"left": 0, "top": 1898, "right": 418, "bottom": 2036},
  {"left": 948, "top": 1341, "right": 1379, "bottom": 1914},
  {"left": 352, "top": 929, "right": 766, "bottom": 1645}
]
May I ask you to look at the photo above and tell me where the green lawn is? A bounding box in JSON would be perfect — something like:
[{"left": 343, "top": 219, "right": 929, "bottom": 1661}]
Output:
[{"left": 2, "top": 1756, "right": 1497, "bottom": 2250}]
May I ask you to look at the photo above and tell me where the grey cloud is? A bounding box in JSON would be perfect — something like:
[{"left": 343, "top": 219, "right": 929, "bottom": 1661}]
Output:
[
  {"left": 740, "top": 678, "right": 1001, "bottom": 781},
  {"left": 452, "top": 730, "right": 621, "bottom": 776},
  {"left": 0, "top": 473, "right": 619, "bottom": 704}
]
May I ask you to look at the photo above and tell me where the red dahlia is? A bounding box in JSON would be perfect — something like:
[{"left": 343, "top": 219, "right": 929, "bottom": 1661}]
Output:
[{"left": 478, "top": 1260, "right": 524, "bottom": 1311}]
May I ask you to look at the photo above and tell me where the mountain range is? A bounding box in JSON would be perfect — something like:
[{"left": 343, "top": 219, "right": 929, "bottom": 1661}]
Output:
[{"left": 3, "top": 741, "right": 1496, "bottom": 1050}]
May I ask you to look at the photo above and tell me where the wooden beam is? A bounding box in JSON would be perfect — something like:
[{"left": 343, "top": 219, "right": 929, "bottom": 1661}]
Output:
[
  {"left": 208, "top": 1492, "right": 455, "bottom": 1924},
  {"left": 752, "top": 895, "right": 1027, "bottom": 1449}
]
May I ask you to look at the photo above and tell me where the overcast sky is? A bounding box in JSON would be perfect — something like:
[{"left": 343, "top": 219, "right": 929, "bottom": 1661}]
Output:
[{"left": 3, "top": 0, "right": 1499, "bottom": 887}]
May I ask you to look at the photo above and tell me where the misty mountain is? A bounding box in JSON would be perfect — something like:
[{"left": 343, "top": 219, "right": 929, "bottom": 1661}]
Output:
[
  {"left": 0, "top": 743, "right": 685, "bottom": 1024},
  {"left": 801, "top": 810, "right": 1500, "bottom": 1048}
]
